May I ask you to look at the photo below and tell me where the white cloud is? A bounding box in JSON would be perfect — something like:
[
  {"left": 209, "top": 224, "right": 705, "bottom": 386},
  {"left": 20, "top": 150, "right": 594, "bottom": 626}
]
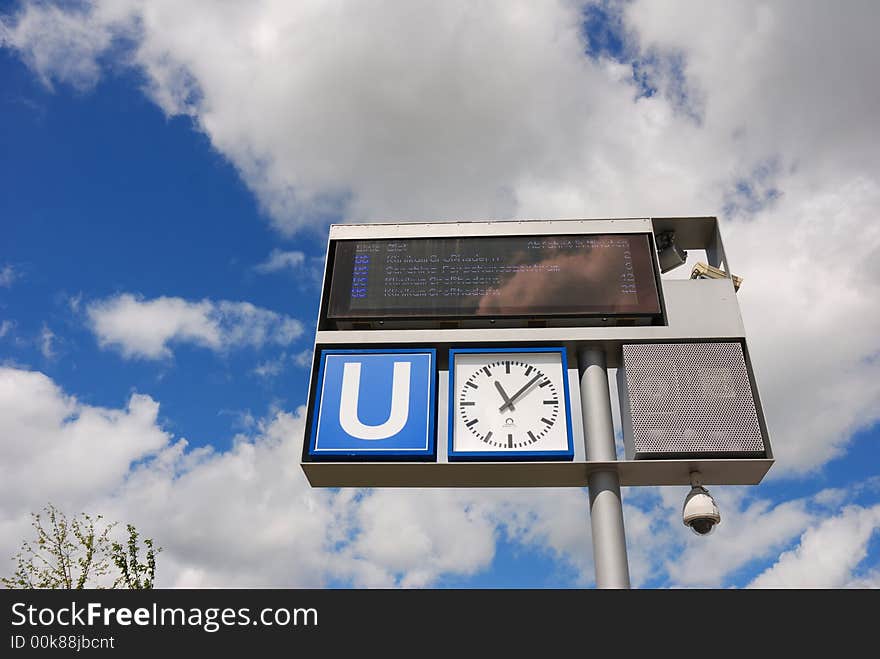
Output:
[
  {"left": 4, "top": 1, "right": 633, "bottom": 232},
  {"left": 662, "top": 488, "right": 816, "bottom": 588},
  {"left": 254, "top": 249, "right": 305, "bottom": 273},
  {"left": 0, "top": 366, "right": 337, "bottom": 586},
  {"left": 2, "top": 366, "right": 879, "bottom": 588},
  {"left": 3, "top": 0, "right": 879, "bottom": 474},
  {"left": 0, "top": 367, "right": 615, "bottom": 587},
  {"left": 0, "top": 320, "right": 13, "bottom": 338},
  {"left": 67, "top": 292, "right": 83, "bottom": 313},
  {"left": 0, "top": 265, "right": 17, "bottom": 287},
  {"left": 0, "top": 367, "right": 511, "bottom": 587},
  {"left": 252, "top": 352, "right": 286, "bottom": 379},
  {"left": 0, "top": 367, "right": 169, "bottom": 514},
  {"left": 490, "top": 489, "right": 592, "bottom": 582},
  {"left": 723, "top": 180, "right": 880, "bottom": 471},
  {"left": 39, "top": 324, "right": 56, "bottom": 359},
  {"left": 749, "top": 504, "right": 880, "bottom": 588},
  {"left": 844, "top": 569, "right": 880, "bottom": 589},
  {"left": 293, "top": 348, "right": 312, "bottom": 368},
  {"left": 255, "top": 249, "right": 325, "bottom": 291},
  {"left": 3, "top": 1, "right": 880, "bottom": 587},
  {"left": 344, "top": 489, "right": 498, "bottom": 587},
  {"left": 621, "top": 483, "right": 880, "bottom": 588},
  {"left": 86, "top": 293, "right": 303, "bottom": 360},
  {"left": 0, "top": 2, "right": 133, "bottom": 91},
  {"left": 624, "top": 0, "right": 880, "bottom": 182},
  {"left": 620, "top": 0, "right": 880, "bottom": 474},
  {"left": 102, "top": 410, "right": 352, "bottom": 587}
]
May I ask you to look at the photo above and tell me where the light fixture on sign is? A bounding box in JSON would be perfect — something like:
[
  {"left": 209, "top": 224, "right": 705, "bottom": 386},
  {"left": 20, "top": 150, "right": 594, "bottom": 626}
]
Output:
[{"left": 691, "top": 261, "right": 743, "bottom": 291}]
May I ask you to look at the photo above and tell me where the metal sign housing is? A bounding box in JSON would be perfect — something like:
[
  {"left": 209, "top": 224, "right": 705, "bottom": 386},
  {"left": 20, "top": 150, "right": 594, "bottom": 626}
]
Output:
[{"left": 300, "top": 217, "right": 773, "bottom": 487}]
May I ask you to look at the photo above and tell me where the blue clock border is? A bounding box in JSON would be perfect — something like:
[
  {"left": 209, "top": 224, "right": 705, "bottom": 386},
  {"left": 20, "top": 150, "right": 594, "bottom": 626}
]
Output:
[{"left": 447, "top": 347, "right": 575, "bottom": 462}]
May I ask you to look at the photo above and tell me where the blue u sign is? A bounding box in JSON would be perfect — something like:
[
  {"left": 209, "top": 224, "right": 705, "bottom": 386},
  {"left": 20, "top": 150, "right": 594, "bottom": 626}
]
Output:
[{"left": 309, "top": 349, "right": 436, "bottom": 460}]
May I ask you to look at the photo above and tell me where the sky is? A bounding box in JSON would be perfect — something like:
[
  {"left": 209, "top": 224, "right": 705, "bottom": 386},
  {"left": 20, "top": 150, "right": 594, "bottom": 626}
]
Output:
[{"left": 1, "top": 0, "right": 879, "bottom": 588}]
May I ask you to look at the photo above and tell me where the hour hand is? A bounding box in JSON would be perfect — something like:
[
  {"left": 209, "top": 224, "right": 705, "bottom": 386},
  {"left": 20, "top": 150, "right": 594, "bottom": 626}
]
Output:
[
  {"left": 499, "top": 374, "right": 542, "bottom": 412},
  {"left": 494, "top": 381, "right": 515, "bottom": 411}
]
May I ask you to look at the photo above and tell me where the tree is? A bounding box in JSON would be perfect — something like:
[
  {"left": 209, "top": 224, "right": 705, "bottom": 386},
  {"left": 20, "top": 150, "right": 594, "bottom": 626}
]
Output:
[
  {"left": 2, "top": 504, "right": 161, "bottom": 589},
  {"left": 1, "top": 504, "right": 115, "bottom": 589},
  {"left": 111, "top": 524, "right": 161, "bottom": 589}
]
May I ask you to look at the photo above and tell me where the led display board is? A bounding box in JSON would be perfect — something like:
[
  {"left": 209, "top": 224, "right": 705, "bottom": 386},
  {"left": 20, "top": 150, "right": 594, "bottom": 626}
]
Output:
[{"left": 326, "top": 233, "right": 661, "bottom": 320}]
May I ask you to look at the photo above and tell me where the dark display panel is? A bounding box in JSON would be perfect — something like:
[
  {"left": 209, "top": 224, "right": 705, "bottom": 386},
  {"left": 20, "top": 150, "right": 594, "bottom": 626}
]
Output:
[{"left": 326, "top": 233, "right": 661, "bottom": 319}]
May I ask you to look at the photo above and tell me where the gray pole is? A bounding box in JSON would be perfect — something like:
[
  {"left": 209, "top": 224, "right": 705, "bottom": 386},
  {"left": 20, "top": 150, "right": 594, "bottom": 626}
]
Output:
[{"left": 579, "top": 347, "right": 631, "bottom": 589}]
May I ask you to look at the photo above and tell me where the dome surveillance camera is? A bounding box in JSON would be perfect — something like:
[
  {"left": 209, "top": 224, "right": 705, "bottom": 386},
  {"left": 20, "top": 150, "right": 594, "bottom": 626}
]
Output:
[{"left": 682, "top": 472, "right": 721, "bottom": 536}]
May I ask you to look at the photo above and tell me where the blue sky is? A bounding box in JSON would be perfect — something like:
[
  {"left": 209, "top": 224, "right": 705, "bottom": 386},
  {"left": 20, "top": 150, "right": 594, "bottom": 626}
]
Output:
[
  {"left": 2, "top": 49, "right": 321, "bottom": 448},
  {"left": 2, "top": 0, "right": 879, "bottom": 588}
]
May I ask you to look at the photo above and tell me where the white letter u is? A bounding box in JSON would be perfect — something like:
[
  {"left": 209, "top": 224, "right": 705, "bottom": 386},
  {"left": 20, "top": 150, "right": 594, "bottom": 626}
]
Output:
[{"left": 339, "top": 361, "right": 411, "bottom": 440}]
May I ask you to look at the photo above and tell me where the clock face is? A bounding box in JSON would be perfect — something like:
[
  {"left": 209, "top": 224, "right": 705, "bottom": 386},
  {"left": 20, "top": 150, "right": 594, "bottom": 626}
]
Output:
[{"left": 449, "top": 348, "right": 573, "bottom": 460}]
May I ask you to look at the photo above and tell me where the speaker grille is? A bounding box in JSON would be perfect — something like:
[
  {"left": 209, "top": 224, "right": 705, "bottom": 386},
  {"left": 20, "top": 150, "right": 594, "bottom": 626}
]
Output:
[{"left": 620, "top": 342, "right": 765, "bottom": 457}]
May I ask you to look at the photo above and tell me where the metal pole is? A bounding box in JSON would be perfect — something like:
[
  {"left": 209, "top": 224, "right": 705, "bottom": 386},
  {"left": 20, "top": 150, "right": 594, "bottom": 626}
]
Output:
[{"left": 579, "top": 347, "right": 631, "bottom": 589}]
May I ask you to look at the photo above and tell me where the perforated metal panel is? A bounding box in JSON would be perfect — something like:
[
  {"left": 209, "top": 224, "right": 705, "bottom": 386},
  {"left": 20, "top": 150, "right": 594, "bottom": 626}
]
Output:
[{"left": 619, "top": 343, "right": 766, "bottom": 459}]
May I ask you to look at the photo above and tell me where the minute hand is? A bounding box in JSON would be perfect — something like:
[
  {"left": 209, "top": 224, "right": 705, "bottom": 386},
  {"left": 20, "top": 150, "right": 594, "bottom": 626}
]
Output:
[{"left": 499, "top": 374, "right": 543, "bottom": 412}]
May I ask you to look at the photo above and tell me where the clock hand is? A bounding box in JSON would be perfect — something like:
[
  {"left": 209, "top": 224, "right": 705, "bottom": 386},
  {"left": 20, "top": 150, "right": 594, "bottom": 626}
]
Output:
[
  {"left": 499, "top": 374, "right": 543, "bottom": 412},
  {"left": 494, "top": 380, "right": 516, "bottom": 412}
]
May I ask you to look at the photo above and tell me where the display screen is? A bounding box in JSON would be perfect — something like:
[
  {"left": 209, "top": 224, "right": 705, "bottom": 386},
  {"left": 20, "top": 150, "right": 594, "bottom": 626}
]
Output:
[{"left": 326, "top": 233, "right": 661, "bottom": 319}]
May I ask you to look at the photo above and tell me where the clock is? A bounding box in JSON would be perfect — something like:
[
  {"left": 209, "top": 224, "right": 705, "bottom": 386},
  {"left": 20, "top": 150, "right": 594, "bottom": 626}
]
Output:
[{"left": 448, "top": 347, "right": 574, "bottom": 461}]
